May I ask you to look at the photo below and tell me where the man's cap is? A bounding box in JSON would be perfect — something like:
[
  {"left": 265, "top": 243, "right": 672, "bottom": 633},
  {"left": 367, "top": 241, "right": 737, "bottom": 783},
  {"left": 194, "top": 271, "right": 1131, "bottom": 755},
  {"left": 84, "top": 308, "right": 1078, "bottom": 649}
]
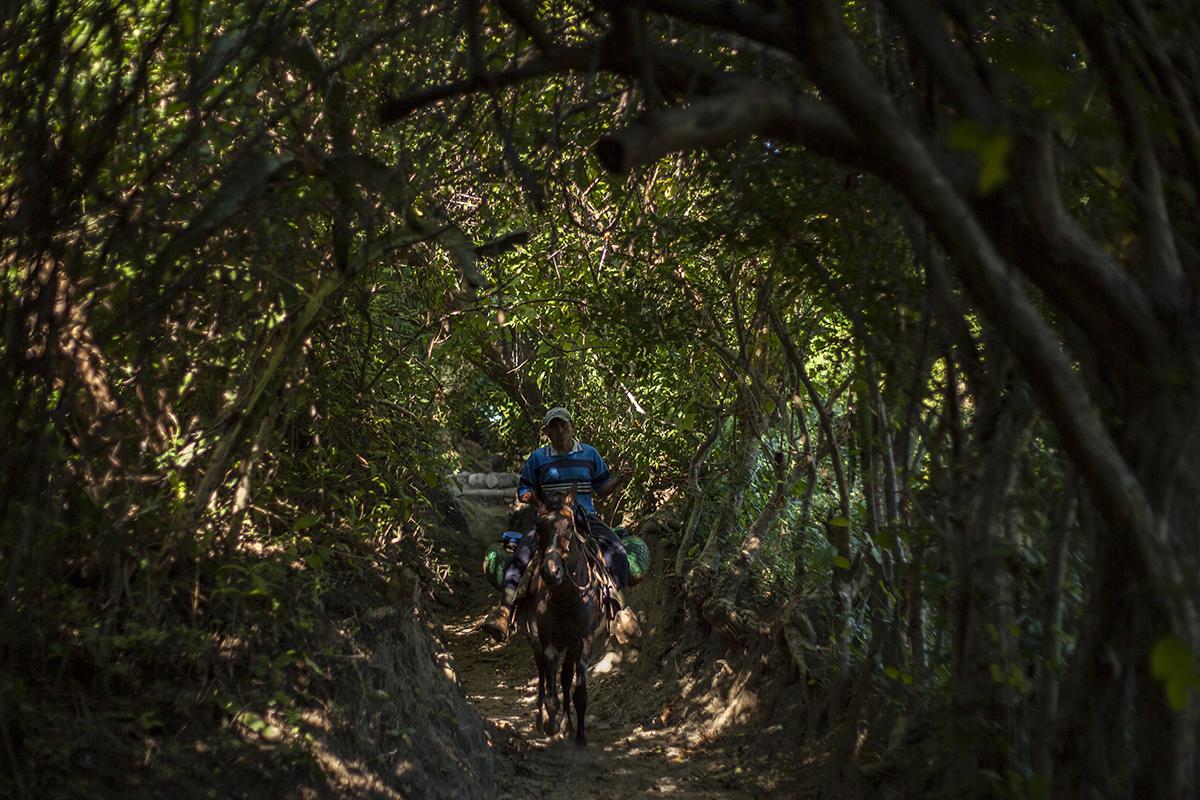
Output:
[{"left": 542, "top": 407, "right": 573, "bottom": 427}]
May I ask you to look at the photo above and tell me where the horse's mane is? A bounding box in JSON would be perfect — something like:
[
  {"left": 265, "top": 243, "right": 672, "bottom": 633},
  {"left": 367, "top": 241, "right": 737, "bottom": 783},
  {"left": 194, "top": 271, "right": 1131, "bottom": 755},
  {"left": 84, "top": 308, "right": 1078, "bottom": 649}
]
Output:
[
  {"left": 537, "top": 491, "right": 572, "bottom": 514},
  {"left": 535, "top": 491, "right": 579, "bottom": 538},
  {"left": 541, "top": 492, "right": 570, "bottom": 511}
]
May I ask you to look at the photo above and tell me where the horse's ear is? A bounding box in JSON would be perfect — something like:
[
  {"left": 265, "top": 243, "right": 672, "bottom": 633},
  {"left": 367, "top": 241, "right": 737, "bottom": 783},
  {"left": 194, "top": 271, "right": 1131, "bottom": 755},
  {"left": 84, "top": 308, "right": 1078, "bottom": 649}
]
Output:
[
  {"left": 566, "top": 481, "right": 578, "bottom": 504},
  {"left": 535, "top": 487, "right": 547, "bottom": 513}
]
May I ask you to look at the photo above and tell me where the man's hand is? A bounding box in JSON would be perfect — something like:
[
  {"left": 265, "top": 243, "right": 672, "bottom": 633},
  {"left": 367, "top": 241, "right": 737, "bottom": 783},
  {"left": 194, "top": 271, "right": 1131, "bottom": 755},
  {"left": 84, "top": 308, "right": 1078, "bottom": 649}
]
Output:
[{"left": 597, "top": 469, "right": 632, "bottom": 500}]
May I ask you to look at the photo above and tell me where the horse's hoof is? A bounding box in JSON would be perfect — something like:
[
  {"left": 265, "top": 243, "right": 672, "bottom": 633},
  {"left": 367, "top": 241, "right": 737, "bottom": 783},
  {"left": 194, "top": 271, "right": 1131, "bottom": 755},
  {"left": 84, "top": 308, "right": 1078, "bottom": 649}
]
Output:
[
  {"left": 542, "top": 716, "right": 559, "bottom": 736},
  {"left": 574, "top": 735, "right": 587, "bottom": 748}
]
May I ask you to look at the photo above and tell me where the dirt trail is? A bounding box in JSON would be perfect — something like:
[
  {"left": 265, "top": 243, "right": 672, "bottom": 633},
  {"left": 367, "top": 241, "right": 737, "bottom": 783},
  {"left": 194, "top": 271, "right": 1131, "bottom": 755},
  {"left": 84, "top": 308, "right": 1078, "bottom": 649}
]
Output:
[{"left": 441, "top": 485, "right": 767, "bottom": 799}]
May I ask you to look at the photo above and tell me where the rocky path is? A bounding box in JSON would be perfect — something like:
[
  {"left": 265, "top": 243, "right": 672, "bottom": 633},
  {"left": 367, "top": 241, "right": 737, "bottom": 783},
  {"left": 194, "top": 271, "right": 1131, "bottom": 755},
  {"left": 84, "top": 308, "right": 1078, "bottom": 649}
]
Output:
[{"left": 441, "top": 477, "right": 765, "bottom": 799}]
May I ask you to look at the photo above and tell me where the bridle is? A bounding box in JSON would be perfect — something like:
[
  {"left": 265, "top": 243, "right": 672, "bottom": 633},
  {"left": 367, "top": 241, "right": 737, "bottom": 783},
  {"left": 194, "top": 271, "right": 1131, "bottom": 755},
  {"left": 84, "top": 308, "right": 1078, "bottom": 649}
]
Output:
[
  {"left": 539, "top": 500, "right": 593, "bottom": 591},
  {"left": 533, "top": 492, "right": 615, "bottom": 634}
]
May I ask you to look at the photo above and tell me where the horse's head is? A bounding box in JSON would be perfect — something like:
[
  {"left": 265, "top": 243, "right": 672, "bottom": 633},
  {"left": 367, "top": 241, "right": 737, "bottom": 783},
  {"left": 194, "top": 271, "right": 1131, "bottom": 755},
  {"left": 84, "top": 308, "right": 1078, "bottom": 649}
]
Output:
[{"left": 536, "top": 484, "right": 579, "bottom": 587}]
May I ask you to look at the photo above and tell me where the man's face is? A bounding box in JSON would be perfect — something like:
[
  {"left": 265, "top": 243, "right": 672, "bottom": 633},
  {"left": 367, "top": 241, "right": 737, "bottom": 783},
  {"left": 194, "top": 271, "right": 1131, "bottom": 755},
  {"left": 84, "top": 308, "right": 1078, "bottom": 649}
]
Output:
[{"left": 544, "top": 418, "right": 574, "bottom": 450}]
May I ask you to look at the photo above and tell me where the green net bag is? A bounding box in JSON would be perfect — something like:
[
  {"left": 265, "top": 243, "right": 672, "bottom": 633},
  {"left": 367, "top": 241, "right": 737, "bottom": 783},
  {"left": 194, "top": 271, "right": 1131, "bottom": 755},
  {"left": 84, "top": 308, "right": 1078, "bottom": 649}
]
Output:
[
  {"left": 482, "top": 543, "right": 511, "bottom": 591},
  {"left": 623, "top": 535, "right": 651, "bottom": 585}
]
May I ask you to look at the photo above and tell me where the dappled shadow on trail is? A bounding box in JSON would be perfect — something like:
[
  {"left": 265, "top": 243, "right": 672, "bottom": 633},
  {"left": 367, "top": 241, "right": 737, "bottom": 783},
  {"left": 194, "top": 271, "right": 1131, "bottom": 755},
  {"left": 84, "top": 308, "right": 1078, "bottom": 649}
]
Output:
[
  {"left": 441, "top": 490, "right": 807, "bottom": 799},
  {"left": 447, "top": 598, "right": 756, "bottom": 798}
]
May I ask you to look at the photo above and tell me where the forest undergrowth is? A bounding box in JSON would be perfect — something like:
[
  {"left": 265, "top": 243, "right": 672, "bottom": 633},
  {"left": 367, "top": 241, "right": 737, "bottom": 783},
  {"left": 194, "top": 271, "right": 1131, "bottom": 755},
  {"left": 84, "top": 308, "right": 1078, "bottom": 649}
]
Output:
[{"left": 7, "top": 480, "right": 497, "bottom": 798}]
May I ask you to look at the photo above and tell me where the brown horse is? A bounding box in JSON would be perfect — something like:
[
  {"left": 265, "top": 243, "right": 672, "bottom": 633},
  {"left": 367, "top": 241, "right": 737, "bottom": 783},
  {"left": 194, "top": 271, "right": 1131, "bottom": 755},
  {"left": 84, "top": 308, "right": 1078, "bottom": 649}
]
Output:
[{"left": 513, "top": 485, "right": 608, "bottom": 746}]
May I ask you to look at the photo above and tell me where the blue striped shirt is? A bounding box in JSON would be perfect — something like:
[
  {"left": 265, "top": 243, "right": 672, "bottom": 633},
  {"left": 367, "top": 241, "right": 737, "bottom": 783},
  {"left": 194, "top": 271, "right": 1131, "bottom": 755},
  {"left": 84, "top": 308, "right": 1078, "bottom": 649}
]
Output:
[{"left": 517, "top": 441, "right": 611, "bottom": 515}]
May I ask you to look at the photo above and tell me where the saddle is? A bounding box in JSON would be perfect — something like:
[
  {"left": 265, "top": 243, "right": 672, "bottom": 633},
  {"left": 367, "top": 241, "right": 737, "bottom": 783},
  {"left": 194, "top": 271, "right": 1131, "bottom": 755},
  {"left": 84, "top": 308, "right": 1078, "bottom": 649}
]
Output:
[{"left": 580, "top": 530, "right": 622, "bottom": 623}]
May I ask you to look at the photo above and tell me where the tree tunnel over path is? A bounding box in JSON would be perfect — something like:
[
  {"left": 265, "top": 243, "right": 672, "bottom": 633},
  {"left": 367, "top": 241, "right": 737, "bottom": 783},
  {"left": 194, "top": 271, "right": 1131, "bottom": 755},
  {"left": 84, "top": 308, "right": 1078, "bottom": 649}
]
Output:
[{"left": 4, "top": 1, "right": 1200, "bottom": 796}]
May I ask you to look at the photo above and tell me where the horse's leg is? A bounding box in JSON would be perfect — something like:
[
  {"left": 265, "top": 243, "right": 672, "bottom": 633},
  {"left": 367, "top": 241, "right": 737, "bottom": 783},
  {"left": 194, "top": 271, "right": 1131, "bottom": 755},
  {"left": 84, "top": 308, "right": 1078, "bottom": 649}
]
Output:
[
  {"left": 531, "top": 622, "right": 552, "bottom": 735},
  {"left": 534, "top": 651, "right": 548, "bottom": 733},
  {"left": 560, "top": 652, "right": 576, "bottom": 737},
  {"left": 574, "top": 590, "right": 604, "bottom": 748},
  {"left": 573, "top": 655, "right": 588, "bottom": 747},
  {"left": 542, "top": 648, "right": 563, "bottom": 736}
]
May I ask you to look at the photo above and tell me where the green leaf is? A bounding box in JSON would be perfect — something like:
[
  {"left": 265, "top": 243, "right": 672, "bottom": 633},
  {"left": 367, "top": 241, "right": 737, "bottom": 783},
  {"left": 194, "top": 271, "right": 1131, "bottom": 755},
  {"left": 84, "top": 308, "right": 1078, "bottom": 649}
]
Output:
[
  {"left": 883, "top": 666, "right": 900, "bottom": 680},
  {"left": 1166, "top": 680, "right": 1192, "bottom": 712},
  {"left": 990, "top": 664, "right": 1005, "bottom": 684},
  {"left": 158, "top": 151, "right": 292, "bottom": 267},
  {"left": 303, "top": 654, "right": 328, "bottom": 679},
  {"left": 1151, "top": 637, "right": 1193, "bottom": 681},
  {"left": 237, "top": 711, "right": 266, "bottom": 732},
  {"left": 196, "top": 28, "right": 254, "bottom": 89},
  {"left": 291, "top": 515, "right": 320, "bottom": 532},
  {"left": 947, "top": 120, "right": 1012, "bottom": 194},
  {"left": 1151, "top": 637, "right": 1200, "bottom": 710},
  {"left": 830, "top": 517, "right": 851, "bottom": 528},
  {"left": 987, "top": 41, "right": 1073, "bottom": 103},
  {"left": 181, "top": 3, "right": 198, "bottom": 39},
  {"left": 832, "top": 555, "right": 851, "bottom": 570}
]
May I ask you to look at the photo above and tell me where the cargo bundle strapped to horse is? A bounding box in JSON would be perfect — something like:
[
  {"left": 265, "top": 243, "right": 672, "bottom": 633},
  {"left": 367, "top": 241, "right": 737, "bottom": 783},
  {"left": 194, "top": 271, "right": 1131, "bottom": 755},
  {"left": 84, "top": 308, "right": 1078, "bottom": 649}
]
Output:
[{"left": 482, "top": 529, "right": 650, "bottom": 592}]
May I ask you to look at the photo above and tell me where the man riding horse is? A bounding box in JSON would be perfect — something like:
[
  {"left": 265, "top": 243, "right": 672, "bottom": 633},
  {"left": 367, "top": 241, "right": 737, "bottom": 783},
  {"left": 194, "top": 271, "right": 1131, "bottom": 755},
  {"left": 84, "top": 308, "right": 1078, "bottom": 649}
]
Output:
[{"left": 481, "top": 406, "right": 640, "bottom": 644}]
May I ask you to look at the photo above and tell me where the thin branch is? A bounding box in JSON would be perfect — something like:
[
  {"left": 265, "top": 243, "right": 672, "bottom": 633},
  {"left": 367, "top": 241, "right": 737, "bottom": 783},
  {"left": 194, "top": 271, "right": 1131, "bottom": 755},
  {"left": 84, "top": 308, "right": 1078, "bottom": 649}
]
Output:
[
  {"left": 882, "top": 0, "right": 1002, "bottom": 124},
  {"left": 1062, "top": 0, "right": 1189, "bottom": 314},
  {"left": 625, "top": 0, "right": 796, "bottom": 54},
  {"left": 770, "top": 308, "right": 852, "bottom": 527},
  {"left": 379, "top": 45, "right": 599, "bottom": 123},
  {"left": 495, "top": 0, "right": 555, "bottom": 52}
]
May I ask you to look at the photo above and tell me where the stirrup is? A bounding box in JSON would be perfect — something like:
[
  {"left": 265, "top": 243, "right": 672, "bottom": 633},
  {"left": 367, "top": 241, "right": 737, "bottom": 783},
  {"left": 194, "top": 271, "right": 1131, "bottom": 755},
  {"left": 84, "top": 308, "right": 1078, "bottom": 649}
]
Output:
[{"left": 482, "top": 605, "right": 511, "bottom": 642}]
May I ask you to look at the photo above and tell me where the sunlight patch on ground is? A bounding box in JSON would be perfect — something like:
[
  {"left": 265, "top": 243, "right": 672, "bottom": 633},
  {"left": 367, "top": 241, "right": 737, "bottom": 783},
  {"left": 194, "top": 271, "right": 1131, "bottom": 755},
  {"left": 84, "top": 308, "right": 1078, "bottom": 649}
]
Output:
[{"left": 445, "top": 495, "right": 770, "bottom": 799}]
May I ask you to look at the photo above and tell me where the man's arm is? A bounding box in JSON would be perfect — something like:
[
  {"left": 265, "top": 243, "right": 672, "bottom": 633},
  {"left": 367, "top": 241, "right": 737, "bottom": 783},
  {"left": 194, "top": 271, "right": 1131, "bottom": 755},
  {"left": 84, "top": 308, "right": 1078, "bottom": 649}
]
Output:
[
  {"left": 594, "top": 470, "right": 630, "bottom": 499},
  {"left": 516, "top": 452, "right": 537, "bottom": 503},
  {"left": 591, "top": 448, "right": 629, "bottom": 499}
]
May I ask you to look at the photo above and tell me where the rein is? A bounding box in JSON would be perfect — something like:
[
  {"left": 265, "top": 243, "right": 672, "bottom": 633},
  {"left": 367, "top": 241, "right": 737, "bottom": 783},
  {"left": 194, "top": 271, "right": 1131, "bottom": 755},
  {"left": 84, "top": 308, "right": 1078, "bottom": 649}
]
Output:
[
  {"left": 561, "top": 517, "right": 614, "bottom": 626},
  {"left": 535, "top": 497, "right": 614, "bottom": 628},
  {"left": 562, "top": 527, "right": 594, "bottom": 592},
  {"left": 541, "top": 504, "right": 595, "bottom": 593},
  {"left": 556, "top": 507, "right": 591, "bottom": 591}
]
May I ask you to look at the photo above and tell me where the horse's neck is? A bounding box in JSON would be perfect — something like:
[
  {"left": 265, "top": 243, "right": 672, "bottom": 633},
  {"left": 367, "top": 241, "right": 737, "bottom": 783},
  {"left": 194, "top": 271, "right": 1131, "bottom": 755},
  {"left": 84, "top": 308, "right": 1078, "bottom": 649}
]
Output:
[{"left": 545, "top": 579, "right": 581, "bottom": 609}]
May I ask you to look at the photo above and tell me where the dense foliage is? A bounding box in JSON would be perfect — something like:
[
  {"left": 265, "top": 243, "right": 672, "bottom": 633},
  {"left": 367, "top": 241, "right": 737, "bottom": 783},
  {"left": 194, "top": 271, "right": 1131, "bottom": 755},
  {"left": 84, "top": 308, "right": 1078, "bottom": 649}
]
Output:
[{"left": 3, "top": 0, "right": 1199, "bottom": 796}]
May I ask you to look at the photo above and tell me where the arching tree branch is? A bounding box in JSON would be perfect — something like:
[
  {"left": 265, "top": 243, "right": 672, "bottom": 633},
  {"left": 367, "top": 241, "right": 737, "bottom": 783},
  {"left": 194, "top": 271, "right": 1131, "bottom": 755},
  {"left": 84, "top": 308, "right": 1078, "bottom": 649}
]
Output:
[{"left": 594, "top": 81, "right": 868, "bottom": 173}]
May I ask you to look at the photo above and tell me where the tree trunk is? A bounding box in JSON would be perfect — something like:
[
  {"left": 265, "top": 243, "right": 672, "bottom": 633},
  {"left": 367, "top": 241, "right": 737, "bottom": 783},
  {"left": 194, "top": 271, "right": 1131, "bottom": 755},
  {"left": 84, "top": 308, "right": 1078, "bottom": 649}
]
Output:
[
  {"left": 947, "top": 389, "right": 1033, "bottom": 788},
  {"left": 695, "top": 414, "right": 758, "bottom": 572},
  {"left": 1034, "top": 484, "right": 1075, "bottom": 782},
  {"left": 674, "top": 413, "right": 724, "bottom": 576}
]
